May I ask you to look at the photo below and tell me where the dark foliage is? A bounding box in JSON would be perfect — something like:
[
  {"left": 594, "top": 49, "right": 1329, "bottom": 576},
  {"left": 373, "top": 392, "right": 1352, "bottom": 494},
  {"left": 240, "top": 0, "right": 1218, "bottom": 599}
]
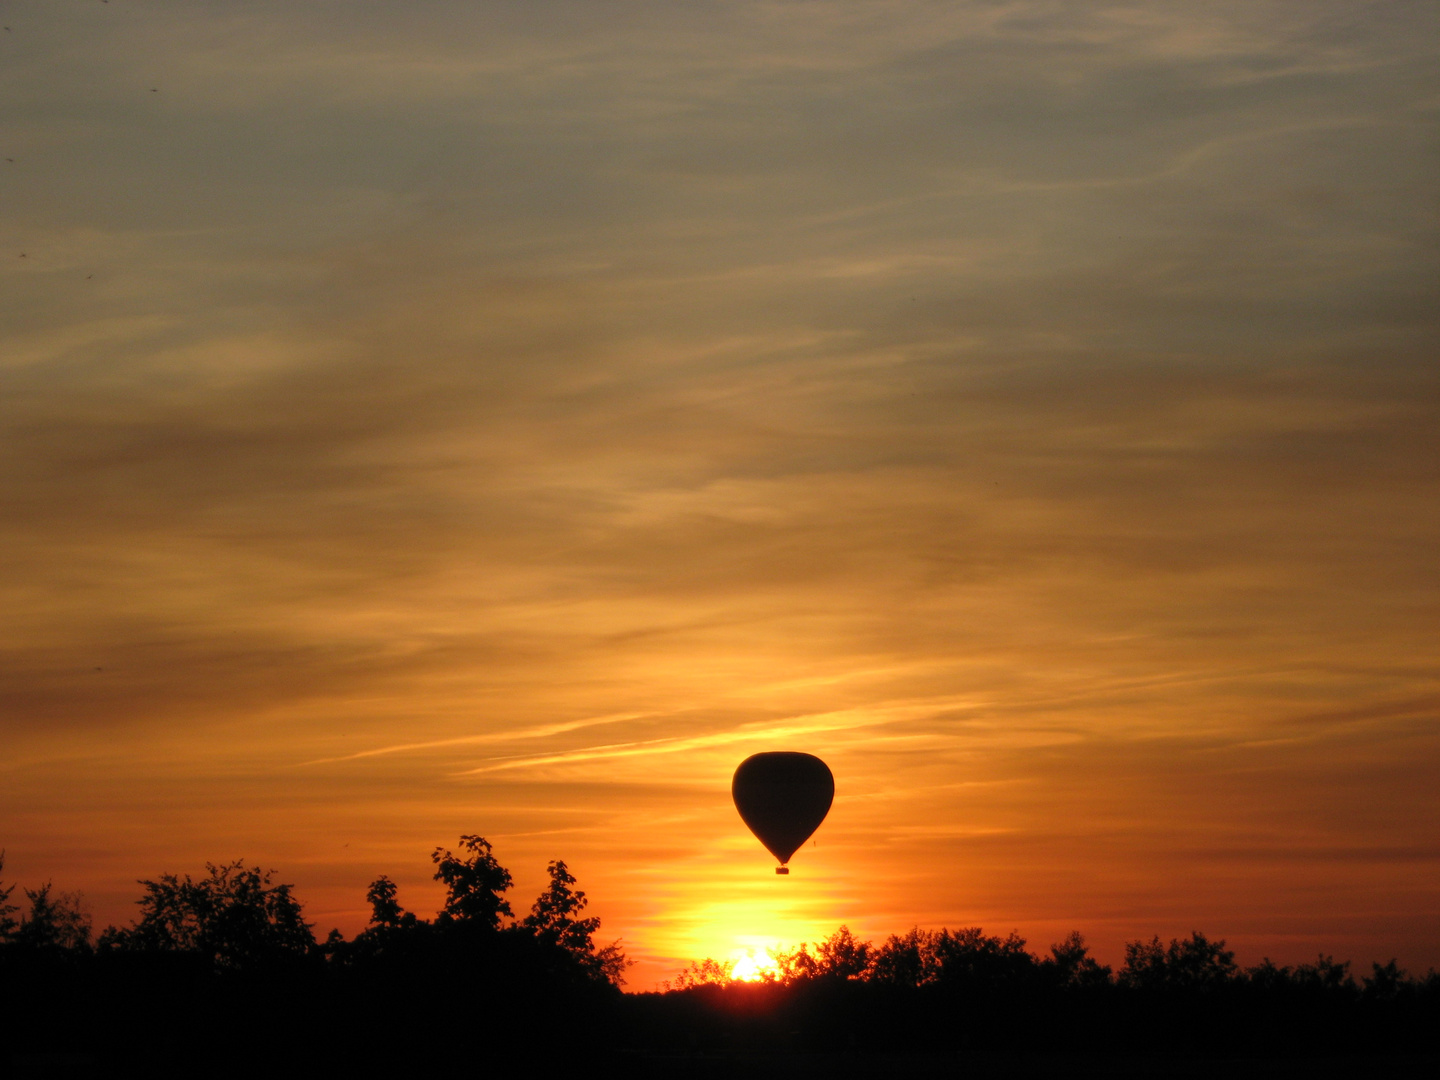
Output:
[
  {"left": 431, "top": 833, "right": 513, "bottom": 928},
  {"left": 3, "top": 844, "right": 1437, "bottom": 1076},
  {"left": 1, "top": 838, "right": 627, "bottom": 1075},
  {"left": 523, "top": 858, "right": 633, "bottom": 985},
  {"left": 14, "top": 882, "right": 92, "bottom": 952},
  {"left": 0, "top": 851, "right": 19, "bottom": 941},
  {"left": 1119, "top": 930, "right": 1237, "bottom": 991},
  {"left": 632, "top": 925, "right": 1440, "bottom": 1066},
  {"left": 97, "top": 860, "right": 312, "bottom": 969}
]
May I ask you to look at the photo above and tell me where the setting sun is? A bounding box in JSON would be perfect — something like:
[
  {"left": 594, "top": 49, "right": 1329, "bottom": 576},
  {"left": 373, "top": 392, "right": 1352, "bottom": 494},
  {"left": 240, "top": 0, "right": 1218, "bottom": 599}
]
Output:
[{"left": 728, "top": 946, "right": 780, "bottom": 983}]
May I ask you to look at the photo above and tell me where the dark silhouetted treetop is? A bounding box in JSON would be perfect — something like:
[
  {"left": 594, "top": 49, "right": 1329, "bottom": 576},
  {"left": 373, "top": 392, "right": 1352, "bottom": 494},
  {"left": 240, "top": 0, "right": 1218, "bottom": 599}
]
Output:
[
  {"left": 869, "top": 927, "right": 942, "bottom": 987},
  {"left": 99, "top": 859, "right": 313, "bottom": 969},
  {"left": 814, "top": 924, "right": 872, "bottom": 980},
  {"left": 663, "top": 956, "right": 736, "bottom": 991},
  {"left": 523, "top": 859, "right": 632, "bottom": 986},
  {"left": 431, "top": 835, "right": 513, "bottom": 928},
  {"left": 1119, "top": 931, "right": 1237, "bottom": 992},
  {"left": 1043, "top": 931, "right": 1113, "bottom": 989},
  {"left": 1241, "top": 956, "right": 1292, "bottom": 992},
  {"left": 592, "top": 932, "right": 635, "bottom": 986},
  {"left": 769, "top": 940, "right": 819, "bottom": 982},
  {"left": 365, "top": 874, "right": 410, "bottom": 929},
  {"left": 929, "top": 927, "right": 1036, "bottom": 990},
  {"left": 334, "top": 873, "right": 421, "bottom": 961},
  {"left": 1363, "top": 959, "right": 1411, "bottom": 1002},
  {"left": 15, "top": 882, "right": 91, "bottom": 952},
  {"left": 770, "top": 927, "right": 875, "bottom": 982},
  {"left": 524, "top": 860, "right": 598, "bottom": 950},
  {"left": 0, "top": 851, "right": 18, "bottom": 941},
  {"left": 1293, "top": 954, "right": 1358, "bottom": 995},
  {"left": 315, "top": 837, "right": 630, "bottom": 983}
]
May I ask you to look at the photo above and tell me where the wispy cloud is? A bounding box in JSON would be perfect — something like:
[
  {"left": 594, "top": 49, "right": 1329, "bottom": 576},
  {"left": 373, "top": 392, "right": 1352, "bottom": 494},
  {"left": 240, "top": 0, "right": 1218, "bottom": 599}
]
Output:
[
  {"left": 452, "top": 699, "right": 985, "bottom": 776},
  {"left": 296, "top": 711, "right": 655, "bottom": 767}
]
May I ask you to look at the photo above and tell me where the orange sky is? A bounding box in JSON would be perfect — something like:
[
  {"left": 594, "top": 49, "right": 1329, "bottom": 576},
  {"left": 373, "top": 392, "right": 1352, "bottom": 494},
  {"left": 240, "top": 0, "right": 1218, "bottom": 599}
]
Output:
[{"left": 2, "top": 2, "right": 1437, "bottom": 989}]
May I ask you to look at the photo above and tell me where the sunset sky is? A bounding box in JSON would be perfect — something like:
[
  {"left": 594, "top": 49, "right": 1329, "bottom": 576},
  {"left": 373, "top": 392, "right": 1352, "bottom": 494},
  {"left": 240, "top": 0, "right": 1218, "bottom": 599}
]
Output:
[{"left": 2, "top": 1, "right": 1436, "bottom": 989}]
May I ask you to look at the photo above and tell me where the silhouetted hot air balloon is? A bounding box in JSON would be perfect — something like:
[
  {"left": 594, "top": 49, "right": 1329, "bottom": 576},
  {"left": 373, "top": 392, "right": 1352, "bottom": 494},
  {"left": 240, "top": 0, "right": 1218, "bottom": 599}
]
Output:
[{"left": 732, "top": 752, "right": 834, "bottom": 874}]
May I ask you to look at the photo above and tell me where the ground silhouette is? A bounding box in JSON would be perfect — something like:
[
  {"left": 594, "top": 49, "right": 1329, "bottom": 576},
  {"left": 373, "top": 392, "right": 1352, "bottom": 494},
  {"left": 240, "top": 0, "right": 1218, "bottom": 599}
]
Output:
[{"left": 2, "top": 845, "right": 1436, "bottom": 1076}]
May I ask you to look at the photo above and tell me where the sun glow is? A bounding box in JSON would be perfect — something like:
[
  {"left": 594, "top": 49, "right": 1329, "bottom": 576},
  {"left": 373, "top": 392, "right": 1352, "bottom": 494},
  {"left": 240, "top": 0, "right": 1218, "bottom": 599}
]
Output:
[
  {"left": 728, "top": 944, "right": 781, "bottom": 983},
  {"left": 635, "top": 849, "right": 850, "bottom": 988}
]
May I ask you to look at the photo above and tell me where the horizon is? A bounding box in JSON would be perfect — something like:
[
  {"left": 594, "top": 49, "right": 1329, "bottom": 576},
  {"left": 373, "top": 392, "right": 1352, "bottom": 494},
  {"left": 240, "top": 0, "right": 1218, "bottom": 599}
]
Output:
[
  {"left": 2, "top": 833, "right": 1428, "bottom": 993},
  {"left": 2, "top": 1, "right": 1436, "bottom": 995}
]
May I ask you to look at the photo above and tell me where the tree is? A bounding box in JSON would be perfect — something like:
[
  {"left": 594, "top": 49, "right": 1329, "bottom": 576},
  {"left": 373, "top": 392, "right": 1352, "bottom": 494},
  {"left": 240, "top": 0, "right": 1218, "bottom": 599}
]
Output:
[
  {"left": 1043, "top": 931, "right": 1112, "bottom": 989},
  {"left": 869, "top": 927, "right": 940, "bottom": 987},
  {"left": 770, "top": 941, "right": 819, "bottom": 982},
  {"left": 930, "top": 927, "right": 1035, "bottom": 991},
  {"left": 1363, "top": 959, "right": 1409, "bottom": 1002},
  {"left": 664, "top": 957, "right": 735, "bottom": 990},
  {"left": 1293, "top": 954, "right": 1356, "bottom": 994},
  {"left": 523, "top": 860, "right": 631, "bottom": 985},
  {"left": 815, "top": 925, "right": 873, "bottom": 980},
  {"left": 591, "top": 940, "right": 632, "bottom": 986},
  {"left": 15, "top": 882, "right": 91, "bottom": 951},
  {"left": 770, "top": 928, "right": 874, "bottom": 984},
  {"left": 431, "top": 835, "right": 512, "bottom": 928},
  {"left": 0, "top": 851, "right": 18, "bottom": 942},
  {"left": 1119, "top": 931, "right": 1237, "bottom": 991},
  {"left": 365, "top": 874, "right": 408, "bottom": 929},
  {"left": 101, "top": 860, "right": 314, "bottom": 969},
  {"left": 523, "top": 861, "right": 597, "bottom": 950}
]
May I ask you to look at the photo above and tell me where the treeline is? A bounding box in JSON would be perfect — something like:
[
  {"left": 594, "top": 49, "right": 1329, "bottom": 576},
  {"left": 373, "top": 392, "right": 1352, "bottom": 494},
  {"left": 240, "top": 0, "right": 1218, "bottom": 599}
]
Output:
[
  {"left": 672, "top": 923, "right": 1427, "bottom": 999},
  {"left": 0, "top": 841, "right": 627, "bottom": 1072},
  {"left": 636, "top": 924, "right": 1439, "bottom": 1062},
  {"left": 4, "top": 847, "right": 1438, "bottom": 1074}
]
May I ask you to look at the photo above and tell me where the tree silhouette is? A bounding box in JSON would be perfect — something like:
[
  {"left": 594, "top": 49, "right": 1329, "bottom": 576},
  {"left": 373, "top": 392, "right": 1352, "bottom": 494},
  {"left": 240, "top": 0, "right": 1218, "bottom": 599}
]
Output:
[
  {"left": 930, "top": 927, "right": 1035, "bottom": 990},
  {"left": 1242, "top": 956, "right": 1292, "bottom": 991},
  {"left": 770, "top": 927, "right": 872, "bottom": 982},
  {"left": 1293, "top": 953, "right": 1357, "bottom": 994},
  {"left": 814, "top": 924, "right": 872, "bottom": 979},
  {"left": 664, "top": 956, "right": 736, "bottom": 990},
  {"left": 1363, "top": 959, "right": 1408, "bottom": 1002},
  {"left": 15, "top": 882, "right": 91, "bottom": 951},
  {"left": 521, "top": 859, "right": 629, "bottom": 984},
  {"left": 524, "top": 861, "right": 597, "bottom": 948},
  {"left": 0, "top": 851, "right": 18, "bottom": 941},
  {"left": 770, "top": 940, "right": 819, "bottom": 981},
  {"left": 100, "top": 860, "right": 313, "bottom": 969},
  {"left": 869, "top": 927, "right": 940, "bottom": 987},
  {"left": 1119, "top": 931, "right": 1237, "bottom": 991},
  {"left": 5, "top": 839, "right": 1439, "bottom": 1068},
  {"left": 431, "top": 835, "right": 512, "bottom": 928},
  {"left": 1043, "top": 931, "right": 1112, "bottom": 989},
  {"left": 364, "top": 874, "right": 409, "bottom": 929}
]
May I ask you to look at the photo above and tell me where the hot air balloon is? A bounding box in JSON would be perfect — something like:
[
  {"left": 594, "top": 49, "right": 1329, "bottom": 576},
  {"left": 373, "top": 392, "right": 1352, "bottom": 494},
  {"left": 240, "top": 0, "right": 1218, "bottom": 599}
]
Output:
[{"left": 732, "top": 752, "right": 834, "bottom": 874}]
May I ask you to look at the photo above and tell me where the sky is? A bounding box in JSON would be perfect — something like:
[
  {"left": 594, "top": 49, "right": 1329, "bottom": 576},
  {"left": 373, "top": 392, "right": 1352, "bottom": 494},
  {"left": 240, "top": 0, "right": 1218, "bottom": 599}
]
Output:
[{"left": 1, "top": 1, "right": 1437, "bottom": 989}]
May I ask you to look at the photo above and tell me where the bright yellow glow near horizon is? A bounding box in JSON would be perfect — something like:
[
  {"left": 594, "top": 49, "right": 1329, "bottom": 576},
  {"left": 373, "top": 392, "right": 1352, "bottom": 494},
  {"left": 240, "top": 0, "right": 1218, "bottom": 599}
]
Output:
[{"left": 729, "top": 944, "right": 782, "bottom": 983}]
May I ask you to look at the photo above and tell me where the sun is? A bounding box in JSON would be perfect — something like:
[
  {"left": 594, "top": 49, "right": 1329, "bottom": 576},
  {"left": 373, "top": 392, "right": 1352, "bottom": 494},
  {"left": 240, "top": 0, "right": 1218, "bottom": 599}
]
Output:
[{"left": 728, "top": 944, "right": 780, "bottom": 983}]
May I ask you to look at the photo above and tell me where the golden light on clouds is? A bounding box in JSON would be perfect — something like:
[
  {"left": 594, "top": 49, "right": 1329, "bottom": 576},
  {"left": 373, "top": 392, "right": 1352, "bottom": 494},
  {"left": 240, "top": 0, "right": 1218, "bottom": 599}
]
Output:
[{"left": 2, "top": 1, "right": 1437, "bottom": 989}]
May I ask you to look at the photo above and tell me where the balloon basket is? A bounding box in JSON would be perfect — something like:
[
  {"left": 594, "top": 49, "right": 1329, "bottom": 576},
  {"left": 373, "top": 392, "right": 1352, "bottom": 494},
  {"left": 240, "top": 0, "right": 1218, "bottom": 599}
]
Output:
[{"left": 775, "top": 867, "right": 789, "bottom": 875}]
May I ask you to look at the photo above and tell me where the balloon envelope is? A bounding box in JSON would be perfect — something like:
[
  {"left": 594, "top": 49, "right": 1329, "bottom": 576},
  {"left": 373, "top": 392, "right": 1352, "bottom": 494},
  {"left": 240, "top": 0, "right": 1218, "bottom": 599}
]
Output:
[{"left": 732, "top": 752, "right": 834, "bottom": 868}]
